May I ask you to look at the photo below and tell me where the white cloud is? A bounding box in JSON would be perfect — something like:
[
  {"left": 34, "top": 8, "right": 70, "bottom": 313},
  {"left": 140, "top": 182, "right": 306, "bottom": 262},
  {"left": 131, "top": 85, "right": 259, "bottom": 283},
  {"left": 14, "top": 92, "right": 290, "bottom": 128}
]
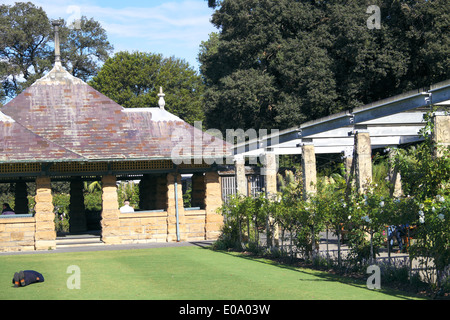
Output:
[{"left": 2, "top": 0, "right": 217, "bottom": 70}]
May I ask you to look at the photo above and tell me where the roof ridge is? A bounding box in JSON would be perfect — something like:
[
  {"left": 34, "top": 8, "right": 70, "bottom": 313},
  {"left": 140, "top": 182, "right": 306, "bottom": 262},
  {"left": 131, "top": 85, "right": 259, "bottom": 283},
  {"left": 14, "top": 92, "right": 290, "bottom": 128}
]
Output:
[{"left": 32, "top": 62, "right": 85, "bottom": 86}]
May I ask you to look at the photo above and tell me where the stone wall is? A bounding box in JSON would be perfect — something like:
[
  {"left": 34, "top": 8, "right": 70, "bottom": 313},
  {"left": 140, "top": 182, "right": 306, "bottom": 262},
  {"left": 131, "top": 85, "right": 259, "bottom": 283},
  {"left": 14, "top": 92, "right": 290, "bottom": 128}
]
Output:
[
  {"left": 0, "top": 216, "right": 36, "bottom": 252},
  {"left": 118, "top": 209, "right": 207, "bottom": 244},
  {"left": 119, "top": 211, "right": 168, "bottom": 244}
]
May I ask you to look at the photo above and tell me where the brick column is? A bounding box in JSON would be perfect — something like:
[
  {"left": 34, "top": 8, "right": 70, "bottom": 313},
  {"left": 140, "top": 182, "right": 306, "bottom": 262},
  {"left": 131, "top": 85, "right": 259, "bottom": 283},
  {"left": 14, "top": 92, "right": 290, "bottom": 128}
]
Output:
[
  {"left": 166, "top": 173, "right": 185, "bottom": 242},
  {"left": 69, "top": 179, "right": 87, "bottom": 233},
  {"left": 14, "top": 181, "right": 29, "bottom": 214},
  {"left": 354, "top": 130, "right": 372, "bottom": 193},
  {"left": 204, "top": 171, "right": 223, "bottom": 240},
  {"left": 101, "top": 175, "right": 121, "bottom": 245},
  {"left": 301, "top": 141, "right": 317, "bottom": 199},
  {"left": 34, "top": 176, "right": 56, "bottom": 250},
  {"left": 433, "top": 114, "right": 450, "bottom": 157}
]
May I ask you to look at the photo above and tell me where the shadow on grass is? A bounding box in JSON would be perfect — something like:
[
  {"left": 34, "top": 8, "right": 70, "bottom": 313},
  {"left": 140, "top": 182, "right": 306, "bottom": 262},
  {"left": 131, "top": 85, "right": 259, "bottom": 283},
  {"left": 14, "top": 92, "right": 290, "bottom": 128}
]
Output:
[{"left": 204, "top": 246, "right": 426, "bottom": 300}]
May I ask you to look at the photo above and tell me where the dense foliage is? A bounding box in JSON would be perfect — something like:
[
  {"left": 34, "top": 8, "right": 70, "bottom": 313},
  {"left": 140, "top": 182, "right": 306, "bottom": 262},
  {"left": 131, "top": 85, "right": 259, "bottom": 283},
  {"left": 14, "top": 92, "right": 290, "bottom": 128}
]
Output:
[
  {"left": 0, "top": 2, "right": 113, "bottom": 104},
  {"left": 200, "top": 0, "right": 450, "bottom": 132},
  {"left": 215, "top": 113, "right": 449, "bottom": 294},
  {"left": 89, "top": 51, "right": 205, "bottom": 124}
]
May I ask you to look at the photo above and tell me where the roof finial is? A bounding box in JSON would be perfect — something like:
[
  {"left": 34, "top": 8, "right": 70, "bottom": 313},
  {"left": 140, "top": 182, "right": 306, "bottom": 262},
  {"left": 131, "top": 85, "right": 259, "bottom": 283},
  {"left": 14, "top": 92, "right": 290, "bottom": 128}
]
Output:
[
  {"left": 158, "top": 87, "right": 165, "bottom": 109},
  {"left": 51, "top": 19, "right": 63, "bottom": 66}
]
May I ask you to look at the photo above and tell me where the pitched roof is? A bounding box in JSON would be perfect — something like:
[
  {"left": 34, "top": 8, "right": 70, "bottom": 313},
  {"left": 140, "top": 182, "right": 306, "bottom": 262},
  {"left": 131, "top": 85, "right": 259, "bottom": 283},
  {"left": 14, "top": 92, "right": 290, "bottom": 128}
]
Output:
[
  {"left": 0, "top": 62, "right": 230, "bottom": 164},
  {"left": 0, "top": 110, "right": 82, "bottom": 162}
]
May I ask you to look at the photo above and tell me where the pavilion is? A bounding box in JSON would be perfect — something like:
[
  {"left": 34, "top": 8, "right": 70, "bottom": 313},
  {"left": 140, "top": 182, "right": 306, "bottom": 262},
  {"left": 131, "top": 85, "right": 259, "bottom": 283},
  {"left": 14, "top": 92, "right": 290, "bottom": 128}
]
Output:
[{"left": 0, "top": 25, "right": 230, "bottom": 252}]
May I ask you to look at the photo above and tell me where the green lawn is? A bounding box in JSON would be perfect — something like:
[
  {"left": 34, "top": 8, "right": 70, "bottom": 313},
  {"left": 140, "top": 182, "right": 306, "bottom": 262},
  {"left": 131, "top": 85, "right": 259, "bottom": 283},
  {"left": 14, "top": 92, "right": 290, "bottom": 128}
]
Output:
[{"left": 0, "top": 246, "right": 424, "bottom": 300}]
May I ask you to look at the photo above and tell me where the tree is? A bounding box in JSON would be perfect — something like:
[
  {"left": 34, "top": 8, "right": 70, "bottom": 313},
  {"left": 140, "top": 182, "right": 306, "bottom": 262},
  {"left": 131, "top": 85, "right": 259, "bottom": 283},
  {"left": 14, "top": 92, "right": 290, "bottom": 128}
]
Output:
[
  {"left": 0, "top": 2, "right": 52, "bottom": 101},
  {"left": 60, "top": 16, "right": 113, "bottom": 81},
  {"left": 0, "top": 2, "right": 113, "bottom": 104},
  {"left": 89, "top": 51, "right": 205, "bottom": 125},
  {"left": 200, "top": 0, "right": 450, "bottom": 132}
]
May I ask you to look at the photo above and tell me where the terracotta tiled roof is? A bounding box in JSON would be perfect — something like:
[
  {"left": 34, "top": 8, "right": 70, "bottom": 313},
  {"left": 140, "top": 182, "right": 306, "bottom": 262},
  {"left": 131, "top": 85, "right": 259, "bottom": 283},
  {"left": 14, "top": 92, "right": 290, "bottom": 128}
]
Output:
[
  {"left": 0, "top": 63, "right": 230, "bottom": 164},
  {"left": 0, "top": 110, "right": 82, "bottom": 162}
]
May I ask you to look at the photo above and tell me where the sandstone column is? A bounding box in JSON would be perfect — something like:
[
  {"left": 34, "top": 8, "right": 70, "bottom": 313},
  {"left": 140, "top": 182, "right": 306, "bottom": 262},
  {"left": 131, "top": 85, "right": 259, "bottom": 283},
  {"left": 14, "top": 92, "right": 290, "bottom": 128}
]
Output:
[
  {"left": 204, "top": 171, "right": 223, "bottom": 240},
  {"left": 343, "top": 146, "right": 354, "bottom": 185},
  {"left": 14, "top": 181, "right": 29, "bottom": 214},
  {"left": 433, "top": 114, "right": 450, "bottom": 157},
  {"left": 262, "top": 152, "right": 277, "bottom": 196},
  {"left": 354, "top": 130, "right": 372, "bottom": 193},
  {"left": 34, "top": 176, "right": 56, "bottom": 250},
  {"left": 101, "top": 175, "right": 121, "bottom": 245},
  {"left": 301, "top": 140, "right": 317, "bottom": 199},
  {"left": 166, "top": 173, "right": 185, "bottom": 241},
  {"left": 388, "top": 148, "right": 402, "bottom": 198},
  {"left": 261, "top": 152, "right": 279, "bottom": 246},
  {"left": 234, "top": 155, "right": 247, "bottom": 196},
  {"left": 69, "top": 179, "right": 87, "bottom": 233}
]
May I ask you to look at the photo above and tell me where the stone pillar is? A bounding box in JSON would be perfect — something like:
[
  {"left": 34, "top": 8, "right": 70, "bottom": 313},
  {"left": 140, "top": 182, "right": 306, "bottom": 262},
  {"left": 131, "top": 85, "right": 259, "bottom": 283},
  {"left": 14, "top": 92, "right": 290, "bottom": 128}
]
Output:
[
  {"left": 14, "top": 181, "right": 29, "bottom": 214},
  {"left": 433, "top": 114, "right": 450, "bottom": 157},
  {"left": 191, "top": 173, "right": 205, "bottom": 208},
  {"left": 166, "top": 173, "right": 185, "bottom": 242},
  {"left": 69, "top": 179, "right": 87, "bottom": 233},
  {"left": 388, "top": 148, "right": 402, "bottom": 198},
  {"left": 101, "top": 175, "right": 121, "bottom": 245},
  {"left": 34, "top": 176, "right": 56, "bottom": 250},
  {"left": 262, "top": 152, "right": 277, "bottom": 196},
  {"left": 301, "top": 141, "right": 317, "bottom": 199},
  {"left": 234, "top": 155, "right": 247, "bottom": 196},
  {"left": 343, "top": 146, "right": 354, "bottom": 185},
  {"left": 204, "top": 171, "right": 223, "bottom": 240},
  {"left": 262, "top": 152, "right": 279, "bottom": 245},
  {"left": 354, "top": 130, "right": 372, "bottom": 193}
]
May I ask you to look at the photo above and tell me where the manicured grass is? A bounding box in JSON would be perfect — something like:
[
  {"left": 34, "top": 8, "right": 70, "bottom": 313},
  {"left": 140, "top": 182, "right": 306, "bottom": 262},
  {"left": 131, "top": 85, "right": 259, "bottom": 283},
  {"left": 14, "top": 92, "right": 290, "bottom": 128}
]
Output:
[{"left": 0, "top": 246, "right": 424, "bottom": 300}]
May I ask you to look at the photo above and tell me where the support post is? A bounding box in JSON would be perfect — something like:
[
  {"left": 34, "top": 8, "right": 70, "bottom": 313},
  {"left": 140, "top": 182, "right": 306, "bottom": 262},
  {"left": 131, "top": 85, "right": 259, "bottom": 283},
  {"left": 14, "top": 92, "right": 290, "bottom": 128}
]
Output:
[
  {"left": 301, "top": 140, "right": 317, "bottom": 199},
  {"left": 262, "top": 152, "right": 279, "bottom": 246},
  {"left": 234, "top": 155, "right": 247, "bottom": 196},
  {"left": 354, "top": 129, "right": 372, "bottom": 193},
  {"left": 34, "top": 176, "right": 56, "bottom": 250},
  {"left": 101, "top": 175, "right": 121, "bottom": 245},
  {"left": 167, "top": 173, "right": 185, "bottom": 242},
  {"left": 204, "top": 171, "right": 223, "bottom": 240},
  {"left": 433, "top": 113, "right": 450, "bottom": 157},
  {"left": 387, "top": 148, "right": 402, "bottom": 198}
]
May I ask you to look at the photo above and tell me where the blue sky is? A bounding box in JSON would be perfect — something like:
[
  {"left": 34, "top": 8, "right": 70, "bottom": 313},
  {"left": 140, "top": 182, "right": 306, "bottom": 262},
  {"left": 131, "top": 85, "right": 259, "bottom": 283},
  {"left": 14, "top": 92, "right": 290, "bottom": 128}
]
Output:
[{"left": 2, "top": 0, "right": 218, "bottom": 71}]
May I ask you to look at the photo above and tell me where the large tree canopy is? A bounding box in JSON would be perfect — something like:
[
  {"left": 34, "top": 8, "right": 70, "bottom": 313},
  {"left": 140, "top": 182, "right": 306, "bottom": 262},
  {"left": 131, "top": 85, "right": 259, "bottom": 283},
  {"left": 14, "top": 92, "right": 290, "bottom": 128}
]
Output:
[
  {"left": 89, "top": 51, "right": 205, "bottom": 125},
  {"left": 200, "top": 0, "right": 450, "bottom": 133},
  {"left": 0, "top": 2, "right": 113, "bottom": 104}
]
